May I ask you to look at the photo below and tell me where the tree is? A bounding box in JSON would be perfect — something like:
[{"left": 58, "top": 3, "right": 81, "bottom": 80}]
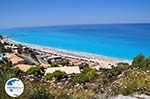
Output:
[
  {"left": 132, "top": 54, "right": 145, "bottom": 68},
  {"left": 141, "top": 57, "right": 150, "bottom": 70},
  {"left": 60, "top": 59, "right": 70, "bottom": 66},
  {"left": 79, "top": 63, "right": 89, "bottom": 69},
  {"left": 0, "top": 57, "right": 13, "bottom": 73},
  {"left": 132, "top": 54, "right": 150, "bottom": 69},
  {"left": 17, "top": 44, "right": 23, "bottom": 54}
]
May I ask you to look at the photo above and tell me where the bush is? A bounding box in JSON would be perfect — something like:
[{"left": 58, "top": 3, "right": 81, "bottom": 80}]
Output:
[
  {"left": 26, "top": 66, "right": 43, "bottom": 76},
  {"left": 118, "top": 70, "right": 150, "bottom": 95},
  {"left": 45, "top": 73, "right": 54, "bottom": 80},
  {"left": 0, "top": 57, "right": 13, "bottom": 73},
  {"left": 71, "top": 67, "right": 96, "bottom": 84},
  {"left": 132, "top": 54, "right": 150, "bottom": 69},
  {"left": 0, "top": 72, "right": 14, "bottom": 98},
  {"left": 132, "top": 54, "right": 145, "bottom": 68},
  {"left": 79, "top": 63, "right": 89, "bottom": 69},
  {"left": 143, "top": 57, "right": 150, "bottom": 69},
  {"left": 1, "top": 57, "right": 13, "bottom": 67},
  {"left": 54, "top": 91, "right": 72, "bottom": 99},
  {"left": 11, "top": 67, "right": 24, "bottom": 76},
  {"left": 45, "top": 70, "right": 67, "bottom": 81},
  {"left": 53, "top": 70, "right": 67, "bottom": 81},
  {"left": 28, "top": 87, "right": 54, "bottom": 99},
  {"left": 110, "top": 62, "right": 129, "bottom": 76},
  {"left": 17, "top": 44, "right": 23, "bottom": 54},
  {"left": 99, "top": 62, "right": 129, "bottom": 85},
  {"left": 60, "top": 59, "right": 70, "bottom": 66},
  {"left": 51, "top": 63, "right": 59, "bottom": 67}
]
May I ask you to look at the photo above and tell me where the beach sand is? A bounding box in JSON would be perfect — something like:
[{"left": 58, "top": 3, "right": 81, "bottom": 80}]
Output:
[{"left": 5, "top": 38, "right": 131, "bottom": 68}]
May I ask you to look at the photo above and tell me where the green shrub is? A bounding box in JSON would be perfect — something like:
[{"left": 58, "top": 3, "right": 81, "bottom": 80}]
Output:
[
  {"left": 132, "top": 54, "right": 150, "bottom": 69},
  {"left": 71, "top": 67, "right": 96, "bottom": 84},
  {"left": 53, "top": 70, "right": 67, "bottom": 81},
  {"left": 28, "top": 87, "right": 54, "bottom": 99},
  {"left": 0, "top": 57, "right": 13, "bottom": 73},
  {"left": 45, "top": 70, "right": 67, "bottom": 81},
  {"left": 132, "top": 54, "right": 145, "bottom": 68},
  {"left": 54, "top": 91, "right": 72, "bottom": 99},
  {"left": 142, "top": 57, "right": 150, "bottom": 69},
  {"left": 118, "top": 70, "right": 150, "bottom": 95},
  {"left": 60, "top": 59, "right": 70, "bottom": 66},
  {"left": 51, "top": 63, "right": 59, "bottom": 67},
  {"left": 45, "top": 73, "right": 54, "bottom": 80},
  {"left": 26, "top": 66, "right": 43, "bottom": 76},
  {"left": 99, "top": 62, "right": 129, "bottom": 85},
  {"left": 11, "top": 67, "right": 24, "bottom": 76},
  {"left": 79, "top": 63, "right": 89, "bottom": 69},
  {"left": 0, "top": 73, "right": 13, "bottom": 98}
]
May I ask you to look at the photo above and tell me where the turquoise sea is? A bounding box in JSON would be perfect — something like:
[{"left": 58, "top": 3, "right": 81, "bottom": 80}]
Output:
[{"left": 0, "top": 24, "right": 150, "bottom": 60}]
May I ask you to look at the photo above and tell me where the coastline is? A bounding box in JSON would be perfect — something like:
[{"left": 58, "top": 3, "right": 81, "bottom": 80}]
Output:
[{"left": 3, "top": 37, "right": 130, "bottom": 68}]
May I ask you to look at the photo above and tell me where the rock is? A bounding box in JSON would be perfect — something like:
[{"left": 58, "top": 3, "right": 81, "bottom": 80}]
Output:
[
  {"left": 29, "top": 78, "right": 34, "bottom": 82},
  {"left": 112, "top": 94, "right": 150, "bottom": 99},
  {"left": 112, "top": 95, "right": 137, "bottom": 99}
]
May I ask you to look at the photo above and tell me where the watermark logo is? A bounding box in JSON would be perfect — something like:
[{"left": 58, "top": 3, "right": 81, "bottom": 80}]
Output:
[{"left": 5, "top": 78, "right": 24, "bottom": 97}]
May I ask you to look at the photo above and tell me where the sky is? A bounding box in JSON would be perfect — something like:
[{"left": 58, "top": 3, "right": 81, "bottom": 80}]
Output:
[{"left": 0, "top": 0, "right": 150, "bottom": 28}]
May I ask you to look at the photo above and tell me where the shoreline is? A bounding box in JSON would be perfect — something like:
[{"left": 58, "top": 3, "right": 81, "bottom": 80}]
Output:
[{"left": 2, "top": 36, "right": 131, "bottom": 68}]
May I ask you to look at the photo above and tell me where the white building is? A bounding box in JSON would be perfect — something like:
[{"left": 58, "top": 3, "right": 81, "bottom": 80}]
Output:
[{"left": 45, "top": 66, "right": 80, "bottom": 75}]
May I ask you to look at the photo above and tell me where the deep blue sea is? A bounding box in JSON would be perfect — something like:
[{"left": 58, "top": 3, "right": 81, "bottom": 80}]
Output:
[{"left": 0, "top": 24, "right": 150, "bottom": 60}]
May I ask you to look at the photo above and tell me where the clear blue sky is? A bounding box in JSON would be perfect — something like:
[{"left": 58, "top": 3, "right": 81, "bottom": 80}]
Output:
[{"left": 0, "top": 0, "right": 150, "bottom": 28}]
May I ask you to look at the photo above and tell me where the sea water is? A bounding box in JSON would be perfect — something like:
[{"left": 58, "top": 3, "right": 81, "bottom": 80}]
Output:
[{"left": 0, "top": 24, "right": 150, "bottom": 60}]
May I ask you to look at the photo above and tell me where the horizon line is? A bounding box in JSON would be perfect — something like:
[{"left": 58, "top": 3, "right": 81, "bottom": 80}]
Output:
[{"left": 1, "top": 22, "right": 150, "bottom": 30}]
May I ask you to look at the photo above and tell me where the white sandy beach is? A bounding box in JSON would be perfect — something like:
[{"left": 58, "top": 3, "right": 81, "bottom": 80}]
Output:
[{"left": 5, "top": 38, "right": 131, "bottom": 68}]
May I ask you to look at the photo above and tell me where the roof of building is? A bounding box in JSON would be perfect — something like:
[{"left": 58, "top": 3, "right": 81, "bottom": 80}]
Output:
[
  {"left": 45, "top": 66, "right": 80, "bottom": 75},
  {"left": 16, "top": 64, "right": 33, "bottom": 72},
  {"left": 47, "top": 56, "right": 62, "bottom": 59},
  {"left": 41, "top": 63, "right": 50, "bottom": 68},
  {"left": 6, "top": 53, "right": 24, "bottom": 64}
]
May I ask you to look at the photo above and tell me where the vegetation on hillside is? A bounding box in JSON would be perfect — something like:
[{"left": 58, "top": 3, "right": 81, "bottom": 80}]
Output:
[
  {"left": 26, "top": 65, "right": 44, "bottom": 76},
  {"left": 45, "top": 70, "right": 67, "bottom": 81},
  {"left": 0, "top": 49, "right": 150, "bottom": 99},
  {"left": 71, "top": 67, "right": 96, "bottom": 84}
]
